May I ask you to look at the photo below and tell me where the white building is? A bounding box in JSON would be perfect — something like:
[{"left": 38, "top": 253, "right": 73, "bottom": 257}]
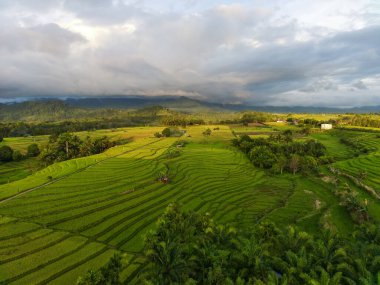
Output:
[{"left": 321, "top": 124, "right": 333, "bottom": 130}]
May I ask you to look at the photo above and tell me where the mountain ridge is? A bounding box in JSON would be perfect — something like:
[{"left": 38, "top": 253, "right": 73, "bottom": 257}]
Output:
[{"left": 1, "top": 96, "right": 380, "bottom": 114}]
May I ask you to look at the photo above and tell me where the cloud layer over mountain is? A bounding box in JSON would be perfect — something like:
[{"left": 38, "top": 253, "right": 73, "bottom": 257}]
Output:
[{"left": 0, "top": 0, "right": 379, "bottom": 106}]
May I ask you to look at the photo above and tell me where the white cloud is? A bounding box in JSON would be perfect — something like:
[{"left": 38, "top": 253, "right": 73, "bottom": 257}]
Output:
[{"left": 0, "top": 0, "right": 379, "bottom": 106}]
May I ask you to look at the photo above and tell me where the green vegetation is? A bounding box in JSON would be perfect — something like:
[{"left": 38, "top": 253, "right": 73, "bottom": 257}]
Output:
[
  {"left": 0, "top": 110, "right": 380, "bottom": 284},
  {"left": 232, "top": 131, "right": 329, "bottom": 174},
  {"left": 0, "top": 158, "right": 41, "bottom": 185},
  {"left": 0, "top": 143, "right": 39, "bottom": 164},
  {"left": 27, "top": 143, "right": 40, "bottom": 157},
  {"left": 130, "top": 203, "right": 379, "bottom": 284},
  {"left": 0, "top": 145, "right": 13, "bottom": 162},
  {"left": 202, "top": 128, "right": 212, "bottom": 136},
  {"left": 77, "top": 253, "right": 124, "bottom": 285},
  {"left": 154, "top": 127, "right": 184, "bottom": 138},
  {"left": 40, "top": 133, "right": 115, "bottom": 164}
]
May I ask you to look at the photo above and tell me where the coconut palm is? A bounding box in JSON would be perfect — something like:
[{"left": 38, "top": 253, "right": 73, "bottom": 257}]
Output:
[
  {"left": 145, "top": 239, "right": 188, "bottom": 284},
  {"left": 302, "top": 268, "right": 342, "bottom": 285}
]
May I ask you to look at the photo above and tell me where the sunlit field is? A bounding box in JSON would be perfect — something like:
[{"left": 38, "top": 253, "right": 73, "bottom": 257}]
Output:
[{"left": 2, "top": 123, "right": 380, "bottom": 283}]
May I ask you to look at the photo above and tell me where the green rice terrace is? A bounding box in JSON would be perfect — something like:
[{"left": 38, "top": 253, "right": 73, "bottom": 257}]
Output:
[{"left": 0, "top": 124, "right": 380, "bottom": 284}]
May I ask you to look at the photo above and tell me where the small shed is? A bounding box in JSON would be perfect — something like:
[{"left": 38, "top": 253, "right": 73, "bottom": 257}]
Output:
[
  {"left": 321, "top": 124, "right": 333, "bottom": 130},
  {"left": 162, "top": 176, "right": 169, "bottom": 184}
]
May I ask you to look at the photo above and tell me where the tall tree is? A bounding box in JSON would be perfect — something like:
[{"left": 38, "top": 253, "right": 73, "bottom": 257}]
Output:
[
  {"left": 27, "top": 143, "right": 40, "bottom": 157},
  {"left": 0, "top": 145, "right": 13, "bottom": 162}
]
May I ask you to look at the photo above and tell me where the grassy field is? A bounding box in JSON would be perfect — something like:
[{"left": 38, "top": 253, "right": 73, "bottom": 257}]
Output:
[
  {"left": 0, "top": 124, "right": 379, "bottom": 284},
  {"left": 0, "top": 158, "right": 41, "bottom": 185},
  {"left": 0, "top": 127, "right": 165, "bottom": 186}
]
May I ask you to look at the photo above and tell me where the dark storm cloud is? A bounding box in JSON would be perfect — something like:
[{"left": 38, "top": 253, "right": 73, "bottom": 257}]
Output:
[{"left": 0, "top": 0, "right": 379, "bottom": 106}]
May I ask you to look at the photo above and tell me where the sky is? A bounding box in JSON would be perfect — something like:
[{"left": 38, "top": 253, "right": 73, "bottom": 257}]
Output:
[{"left": 0, "top": 0, "right": 380, "bottom": 107}]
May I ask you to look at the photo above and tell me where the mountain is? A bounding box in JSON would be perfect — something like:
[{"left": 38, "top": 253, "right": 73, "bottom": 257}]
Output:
[
  {"left": 65, "top": 96, "right": 228, "bottom": 113},
  {"left": 1, "top": 96, "right": 380, "bottom": 122},
  {"left": 65, "top": 96, "right": 380, "bottom": 113},
  {"left": 0, "top": 100, "right": 82, "bottom": 121}
]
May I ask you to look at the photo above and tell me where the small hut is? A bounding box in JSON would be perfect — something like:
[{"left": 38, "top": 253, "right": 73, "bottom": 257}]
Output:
[
  {"left": 321, "top": 124, "right": 333, "bottom": 130},
  {"left": 157, "top": 172, "right": 169, "bottom": 184},
  {"left": 162, "top": 175, "right": 169, "bottom": 184}
]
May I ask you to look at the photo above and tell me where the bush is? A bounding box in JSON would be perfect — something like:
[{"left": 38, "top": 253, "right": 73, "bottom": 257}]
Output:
[
  {"left": 27, "top": 143, "right": 40, "bottom": 157},
  {"left": 166, "top": 148, "right": 181, "bottom": 159},
  {"left": 202, "top": 128, "right": 212, "bottom": 136},
  {"left": 114, "top": 137, "right": 133, "bottom": 145},
  {"left": 77, "top": 253, "right": 123, "bottom": 285},
  {"left": 0, "top": 145, "right": 13, "bottom": 162},
  {"left": 319, "top": 155, "right": 335, "bottom": 164},
  {"left": 12, "top": 150, "right": 24, "bottom": 161},
  {"left": 249, "top": 146, "right": 277, "bottom": 169},
  {"left": 300, "top": 155, "right": 318, "bottom": 173},
  {"left": 162, "top": 128, "right": 171, "bottom": 137}
]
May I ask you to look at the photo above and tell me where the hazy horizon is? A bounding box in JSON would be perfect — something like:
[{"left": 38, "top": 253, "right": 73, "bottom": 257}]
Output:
[{"left": 1, "top": 0, "right": 380, "bottom": 107}]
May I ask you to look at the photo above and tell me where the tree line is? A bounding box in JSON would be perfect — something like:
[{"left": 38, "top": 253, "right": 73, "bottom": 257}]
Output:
[
  {"left": 232, "top": 131, "right": 332, "bottom": 174},
  {"left": 78, "top": 203, "right": 380, "bottom": 284},
  {"left": 0, "top": 143, "right": 40, "bottom": 163},
  {"left": 0, "top": 119, "right": 142, "bottom": 138},
  {"left": 0, "top": 116, "right": 204, "bottom": 138},
  {"left": 339, "top": 137, "right": 372, "bottom": 156},
  {"left": 219, "top": 112, "right": 276, "bottom": 125},
  {"left": 40, "top": 133, "right": 115, "bottom": 164},
  {"left": 347, "top": 114, "right": 380, "bottom": 128}
]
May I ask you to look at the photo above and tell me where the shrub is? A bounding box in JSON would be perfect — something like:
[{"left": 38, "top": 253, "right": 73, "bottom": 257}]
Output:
[
  {"left": 77, "top": 253, "right": 124, "bottom": 285},
  {"left": 12, "top": 150, "right": 24, "bottom": 161},
  {"left": 166, "top": 148, "right": 181, "bottom": 159},
  {"left": 202, "top": 128, "right": 212, "bottom": 136},
  {"left": 162, "top": 128, "right": 171, "bottom": 137},
  {"left": 27, "top": 143, "right": 40, "bottom": 157},
  {"left": 249, "top": 146, "right": 277, "bottom": 169},
  {"left": 0, "top": 145, "right": 13, "bottom": 162}
]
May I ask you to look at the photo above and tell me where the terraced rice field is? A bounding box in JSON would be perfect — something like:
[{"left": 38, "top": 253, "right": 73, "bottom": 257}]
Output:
[
  {"left": 0, "top": 136, "right": 49, "bottom": 153},
  {"left": 334, "top": 153, "right": 380, "bottom": 194},
  {"left": 331, "top": 130, "right": 380, "bottom": 194},
  {"left": 311, "top": 132, "right": 354, "bottom": 160},
  {"left": 0, "top": 158, "right": 40, "bottom": 185},
  {"left": 0, "top": 125, "right": 371, "bottom": 284},
  {"left": 0, "top": 127, "right": 164, "bottom": 187},
  {"left": 321, "top": 129, "right": 380, "bottom": 225}
]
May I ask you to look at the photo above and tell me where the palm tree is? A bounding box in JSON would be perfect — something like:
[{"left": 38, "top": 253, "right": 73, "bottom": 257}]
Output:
[
  {"left": 312, "top": 231, "right": 348, "bottom": 274},
  {"left": 278, "top": 247, "right": 314, "bottom": 283},
  {"left": 302, "top": 268, "right": 342, "bottom": 285},
  {"left": 237, "top": 235, "right": 270, "bottom": 279},
  {"left": 358, "top": 271, "right": 380, "bottom": 285},
  {"left": 145, "top": 239, "right": 188, "bottom": 284},
  {"left": 277, "top": 226, "right": 312, "bottom": 253}
]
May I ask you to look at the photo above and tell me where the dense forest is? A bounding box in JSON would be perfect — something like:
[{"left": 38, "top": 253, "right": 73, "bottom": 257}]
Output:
[
  {"left": 232, "top": 131, "right": 331, "bottom": 174},
  {"left": 78, "top": 204, "right": 380, "bottom": 285}
]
